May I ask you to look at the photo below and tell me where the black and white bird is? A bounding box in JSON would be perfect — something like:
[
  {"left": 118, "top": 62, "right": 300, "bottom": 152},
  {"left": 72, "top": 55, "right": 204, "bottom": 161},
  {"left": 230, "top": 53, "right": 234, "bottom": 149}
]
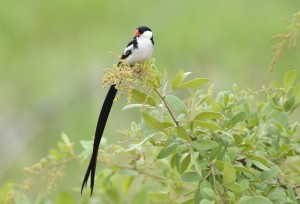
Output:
[{"left": 81, "top": 26, "right": 154, "bottom": 195}]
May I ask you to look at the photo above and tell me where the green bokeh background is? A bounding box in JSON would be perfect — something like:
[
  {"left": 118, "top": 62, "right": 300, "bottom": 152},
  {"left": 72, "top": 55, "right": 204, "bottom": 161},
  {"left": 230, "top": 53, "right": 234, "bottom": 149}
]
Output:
[{"left": 1, "top": 0, "right": 300, "bottom": 200}]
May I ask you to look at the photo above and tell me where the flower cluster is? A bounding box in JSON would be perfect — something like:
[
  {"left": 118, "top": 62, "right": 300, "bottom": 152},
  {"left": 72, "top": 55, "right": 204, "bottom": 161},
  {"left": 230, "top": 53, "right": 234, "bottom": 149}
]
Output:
[{"left": 102, "top": 58, "right": 159, "bottom": 103}]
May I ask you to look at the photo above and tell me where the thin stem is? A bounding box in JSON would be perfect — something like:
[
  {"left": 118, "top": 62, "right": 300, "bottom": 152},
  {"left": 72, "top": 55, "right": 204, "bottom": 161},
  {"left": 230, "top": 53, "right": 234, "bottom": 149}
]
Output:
[
  {"left": 107, "top": 162, "right": 167, "bottom": 181},
  {"left": 153, "top": 88, "right": 179, "bottom": 126},
  {"left": 116, "top": 139, "right": 141, "bottom": 144},
  {"left": 209, "top": 162, "right": 223, "bottom": 203}
]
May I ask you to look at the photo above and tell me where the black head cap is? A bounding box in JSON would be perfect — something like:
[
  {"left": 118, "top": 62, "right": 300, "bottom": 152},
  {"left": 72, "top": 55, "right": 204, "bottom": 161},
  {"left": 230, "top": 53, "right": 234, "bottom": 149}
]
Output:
[{"left": 136, "top": 26, "right": 152, "bottom": 34}]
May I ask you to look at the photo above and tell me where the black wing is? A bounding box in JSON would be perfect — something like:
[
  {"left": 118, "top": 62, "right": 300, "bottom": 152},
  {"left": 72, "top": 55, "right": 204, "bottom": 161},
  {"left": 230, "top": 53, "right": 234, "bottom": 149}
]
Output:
[{"left": 118, "top": 37, "right": 138, "bottom": 65}]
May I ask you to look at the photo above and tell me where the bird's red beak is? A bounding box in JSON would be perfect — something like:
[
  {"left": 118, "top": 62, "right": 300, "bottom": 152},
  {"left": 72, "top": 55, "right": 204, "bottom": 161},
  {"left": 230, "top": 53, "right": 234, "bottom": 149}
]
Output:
[{"left": 134, "top": 30, "right": 140, "bottom": 37}]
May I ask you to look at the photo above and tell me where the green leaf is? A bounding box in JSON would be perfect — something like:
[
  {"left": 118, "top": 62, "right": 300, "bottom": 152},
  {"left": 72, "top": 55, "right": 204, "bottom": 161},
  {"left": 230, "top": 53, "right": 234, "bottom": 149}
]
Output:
[
  {"left": 122, "top": 176, "right": 134, "bottom": 195},
  {"left": 284, "top": 96, "right": 295, "bottom": 111},
  {"left": 293, "top": 81, "right": 300, "bottom": 98},
  {"left": 162, "top": 122, "right": 175, "bottom": 129},
  {"left": 272, "top": 96, "right": 280, "bottom": 106},
  {"left": 284, "top": 70, "right": 297, "bottom": 90},
  {"left": 238, "top": 196, "right": 272, "bottom": 204},
  {"left": 162, "top": 81, "right": 169, "bottom": 96},
  {"left": 276, "top": 111, "right": 289, "bottom": 129},
  {"left": 224, "top": 183, "right": 244, "bottom": 193},
  {"left": 199, "top": 180, "right": 214, "bottom": 200},
  {"left": 181, "top": 171, "right": 202, "bottom": 182},
  {"left": 202, "top": 188, "right": 216, "bottom": 199},
  {"left": 170, "top": 154, "right": 176, "bottom": 169},
  {"left": 259, "top": 167, "right": 279, "bottom": 181},
  {"left": 209, "top": 143, "right": 222, "bottom": 161},
  {"left": 193, "top": 111, "right": 223, "bottom": 121},
  {"left": 230, "top": 112, "right": 247, "bottom": 126},
  {"left": 233, "top": 83, "right": 239, "bottom": 93},
  {"left": 228, "top": 191, "right": 236, "bottom": 203},
  {"left": 239, "top": 179, "right": 249, "bottom": 190},
  {"left": 225, "top": 93, "right": 231, "bottom": 107},
  {"left": 272, "top": 80, "right": 281, "bottom": 88},
  {"left": 50, "top": 149, "right": 61, "bottom": 160},
  {"left": 251, "top": 160, "right": 269, "bottom": 171},
  {"left": 175, "top": 153, "right": 182, "bottom": 173},
  {"left": 268, "top": 189, "right": 287, "bottom": 203},
  {"left": 226, "top": 148, "right": 237, "bottom": 162},
  {"left": 132, "top": 89, "right": 156, "bottom": 106},
  {"left": 177, "top": 126, "right": 191, "bottom": 141},
  {"left": 131, "top": 121, "right": 138, "bottom": 132},
  {"left": 180, "top": 153, "right": 191, "bottom": 173},
  {"left": 194, "top": 187, "right": 201, "bottom": 204},
  {"left": 176, "top": 144, "right": 188, "bottom": 155},
  {"left": 61, "top": 132, "right": 71, "bottom": 146},
  {"left": 197, "top": 95, "right": 210, "bottom": 106},
  {"left": 142, "top": 112, "right": 163, "bottom": 130},
  {"left": 223, "top": 163, "right": 236, "bottom": 184},
  {"left": 245, "top": 154, "right": 269, "bottom": 166},
  {"left": 194, "top": 121, "right": 222, "bottom": 130},
  {"left": 157, "top": 142, "right": 179, "bottom": 159},
  {"left": 233, "top": 165, "right": 255, "bottom": 175},
  {"left": 165, "top": 95, "right": 187, "bottom": 114},
  {"left": 122, "top": 104, "right": 152, "bottom": 110},
  {"left": 247, "top": 114, "right": 259, "bottom": 127},
  {"left": 192, "top": 139, "right": 218, "bottom": 152},
  {"left": 233, "top": 134, "right": 243, "bottom": 145},
  {"left": 178, "top": 78, "right": 210, "bottom": 89},
  {"left": 172, "top": 69, "right": 184, "bottom": 89},
  {"left": 191, "top": 150, "right": 202, "bottom": 176},
  {"left": 214, "top": 160, "right": 225, "bottom": 170},
  {"left": 287, "top": 187, "right": 297, "bottom": 202}
]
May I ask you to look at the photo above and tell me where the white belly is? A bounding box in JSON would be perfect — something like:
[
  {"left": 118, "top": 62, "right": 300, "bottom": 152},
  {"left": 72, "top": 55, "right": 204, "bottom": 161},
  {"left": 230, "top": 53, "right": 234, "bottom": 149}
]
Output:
[{"left": 126, "top": 39, "right": 153, "bottom": 65}]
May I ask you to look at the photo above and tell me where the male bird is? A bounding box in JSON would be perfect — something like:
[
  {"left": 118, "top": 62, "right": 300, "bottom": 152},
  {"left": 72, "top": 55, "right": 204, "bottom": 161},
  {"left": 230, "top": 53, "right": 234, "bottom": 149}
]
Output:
[{"left": 81, "top": 26, "right": 154, "bottom": 195}]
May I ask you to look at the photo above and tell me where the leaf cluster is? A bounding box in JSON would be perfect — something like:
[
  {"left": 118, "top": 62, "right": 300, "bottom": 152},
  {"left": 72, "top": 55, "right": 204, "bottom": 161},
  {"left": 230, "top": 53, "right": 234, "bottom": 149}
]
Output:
[{"left": 92, "top": 66, "right": 300, "bottom": 203}]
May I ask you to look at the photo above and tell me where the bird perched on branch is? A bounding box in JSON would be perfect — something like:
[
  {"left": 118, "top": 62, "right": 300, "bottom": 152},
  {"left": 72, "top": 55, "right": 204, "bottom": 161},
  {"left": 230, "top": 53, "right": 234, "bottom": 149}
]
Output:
[{"left": 81, "top": 26, "right": 154, "bottom": 195}]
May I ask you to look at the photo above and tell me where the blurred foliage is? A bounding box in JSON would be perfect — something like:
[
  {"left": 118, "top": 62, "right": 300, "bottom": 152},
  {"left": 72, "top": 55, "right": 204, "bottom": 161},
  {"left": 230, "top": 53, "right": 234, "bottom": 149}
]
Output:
[
  {"left": 270, "top": 11, "right": 300, "bottom": 71},
  {"left": 1, "top": 0, "right": 300, "bottom": 203}
]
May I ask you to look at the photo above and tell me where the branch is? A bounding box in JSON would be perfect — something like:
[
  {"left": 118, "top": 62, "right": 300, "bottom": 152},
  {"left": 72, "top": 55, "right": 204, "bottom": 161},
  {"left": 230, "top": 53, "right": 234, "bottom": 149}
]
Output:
[
  {"left": 209, "top": 162, "right": 223, "bottom": 203},
  {"left": 107, "top": 162, "right": 167, "bottom": 181},
  {"left": 154, "top": 88, "right": 179, "bottom": 126}
]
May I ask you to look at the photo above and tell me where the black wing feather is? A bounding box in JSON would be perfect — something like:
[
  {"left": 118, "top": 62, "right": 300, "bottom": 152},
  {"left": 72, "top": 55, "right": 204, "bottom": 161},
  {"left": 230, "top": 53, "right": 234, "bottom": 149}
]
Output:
[{"left": 118, "top": 37, "right": 138, "bottom": 65}]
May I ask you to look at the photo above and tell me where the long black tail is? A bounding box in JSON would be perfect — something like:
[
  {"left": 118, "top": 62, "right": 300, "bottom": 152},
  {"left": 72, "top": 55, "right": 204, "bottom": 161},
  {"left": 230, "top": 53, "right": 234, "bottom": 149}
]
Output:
[{"left": 81, "top": 85, "right": 117, "bottom": 195}]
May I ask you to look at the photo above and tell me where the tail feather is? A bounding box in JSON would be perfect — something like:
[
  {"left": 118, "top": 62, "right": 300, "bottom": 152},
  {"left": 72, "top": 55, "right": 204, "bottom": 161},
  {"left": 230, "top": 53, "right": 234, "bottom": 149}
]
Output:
[{"left": 81, "top": 85, "right": 118, "bottom": 195}]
